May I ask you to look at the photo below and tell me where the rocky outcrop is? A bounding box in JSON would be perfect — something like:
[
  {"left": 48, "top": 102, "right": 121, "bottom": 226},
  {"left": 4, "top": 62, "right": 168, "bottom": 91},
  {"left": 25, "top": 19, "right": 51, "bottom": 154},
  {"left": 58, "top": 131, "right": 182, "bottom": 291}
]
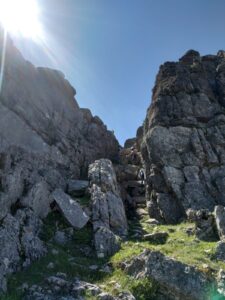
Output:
[
  {"left": 0, "top": 30, "right": 119, "bottom": 174},
  {"left": 88, "top": 159, "right": 127, "bottom": 257},
  {"left": 126, "top": 250, "right": 221, "bottom": 300},
  {"left": 0, "top": 209, "right": 46, "bottom": 292},
  {"left": 0, "top": 29, "right": 119, "bottom": 221},
  {"left": 24, "top": 273, "right": 135, "bottom": 300},
  {"left": 0, "top": 30, "right": 121, "bottom": 294},
  {"left": 140, "top": 49, "right": 225, "bottom": 223}
]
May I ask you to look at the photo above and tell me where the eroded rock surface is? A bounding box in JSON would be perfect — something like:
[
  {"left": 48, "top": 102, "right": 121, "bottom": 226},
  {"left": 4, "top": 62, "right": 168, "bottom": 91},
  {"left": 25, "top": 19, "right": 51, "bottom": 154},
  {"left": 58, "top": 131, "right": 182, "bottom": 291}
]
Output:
[
  {"left": 88, "top": 159, "right": 127, "bottom": 257},
  {"left": 140, "top": 50, "right": 225, "bottom": 223},
  {"left": 24, "top": 274, "right": 135, "bottom": 300},
  {"left": 0, "top": 209, "right": 46, "bottom": 293},
  {"left": 126, "top": 250, "right": 218, "bottom": 300},
  {"left": 0, "top": 29, "right": 120, "bottom": 221}
]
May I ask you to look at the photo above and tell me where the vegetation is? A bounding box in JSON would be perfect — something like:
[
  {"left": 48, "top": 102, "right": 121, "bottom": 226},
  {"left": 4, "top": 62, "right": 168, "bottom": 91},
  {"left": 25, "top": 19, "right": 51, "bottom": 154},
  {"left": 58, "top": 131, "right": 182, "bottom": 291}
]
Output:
[{"left": 2, "top": 208, "right": 224, "bottom": 300}]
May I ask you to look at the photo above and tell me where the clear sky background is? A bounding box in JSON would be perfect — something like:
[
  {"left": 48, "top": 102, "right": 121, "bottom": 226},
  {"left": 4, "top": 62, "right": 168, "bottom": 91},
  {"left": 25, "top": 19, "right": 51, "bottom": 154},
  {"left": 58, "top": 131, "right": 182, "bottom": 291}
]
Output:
[{"left": 12, "top": 0, "right": 225, "bottom": 145}]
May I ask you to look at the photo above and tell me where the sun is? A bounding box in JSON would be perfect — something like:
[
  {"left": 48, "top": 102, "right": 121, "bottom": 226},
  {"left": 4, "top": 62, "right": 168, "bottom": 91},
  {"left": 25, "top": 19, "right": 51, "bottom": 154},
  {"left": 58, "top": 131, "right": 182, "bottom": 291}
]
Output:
[{"left": 0, "top": 0, "right": 43, "bottom": 39}]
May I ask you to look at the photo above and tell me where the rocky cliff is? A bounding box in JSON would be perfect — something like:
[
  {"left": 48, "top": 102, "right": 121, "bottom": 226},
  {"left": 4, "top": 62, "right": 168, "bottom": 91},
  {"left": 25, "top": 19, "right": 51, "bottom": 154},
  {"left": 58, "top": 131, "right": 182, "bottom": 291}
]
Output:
[
  {"left": 0, "top": 29, "right": 119, "bottom": 176},
  {"left": 140, "top": 49, "right": 225, "bottom": 224},
  {"left": 0, "top": 29, "right": 120, "bottom": 221}
]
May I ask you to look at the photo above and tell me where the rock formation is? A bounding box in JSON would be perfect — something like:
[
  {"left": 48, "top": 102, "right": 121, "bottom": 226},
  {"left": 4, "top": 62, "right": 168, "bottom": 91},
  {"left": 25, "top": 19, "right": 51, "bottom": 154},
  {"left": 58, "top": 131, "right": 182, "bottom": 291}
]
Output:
[
  {"left": 0, "top": 30, "right": 119, "bottom": 174},
  {"left": 2, "top": 28, "right": 225, "bottom": 299},
  {"left": 88, "top": 159, "right": 127, "bottom": 257},
  {"left": 126, "top": 250, "right": 218, "bottom": 300},
  {"left": 0, "top": 30, "right": 121, "bottom": 293},
  {"left": 140, "top": 49, "right": 225, "bottom": 223},
  {"left": 0, "top": 28, "right": 120, "bottom": 221}
]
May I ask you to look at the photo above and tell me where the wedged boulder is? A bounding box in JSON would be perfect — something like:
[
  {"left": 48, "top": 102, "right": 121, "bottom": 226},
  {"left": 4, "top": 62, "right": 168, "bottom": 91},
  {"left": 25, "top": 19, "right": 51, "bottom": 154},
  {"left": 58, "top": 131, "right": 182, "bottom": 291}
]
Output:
[
  {"left": 215, "top": 205, "right": 225, "bottom": 240},
  {"left": 126, "top": 250, "right": 216, "bottom": 300},
  {"left": 67, "top": 180, "right": 89, "bottom": 197},
  {"left": 88, "top": 159, "right": 127, "bottom": 256},
  {"left": 52, "top": 189, "right": 89, "bottom": 229},
  {"left": 20, "top": 181, "right": 51, "bottom": 218},
  {"left": 114, "top": 164, "right": 139, "bottom": 182}
]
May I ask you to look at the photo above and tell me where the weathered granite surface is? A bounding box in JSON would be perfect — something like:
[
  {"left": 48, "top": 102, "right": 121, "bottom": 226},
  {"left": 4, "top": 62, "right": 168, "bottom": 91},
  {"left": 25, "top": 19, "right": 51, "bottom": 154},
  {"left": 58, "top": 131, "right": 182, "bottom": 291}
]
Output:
[{"left": 140, "top": 50, "right": 225, "bottom": 223}]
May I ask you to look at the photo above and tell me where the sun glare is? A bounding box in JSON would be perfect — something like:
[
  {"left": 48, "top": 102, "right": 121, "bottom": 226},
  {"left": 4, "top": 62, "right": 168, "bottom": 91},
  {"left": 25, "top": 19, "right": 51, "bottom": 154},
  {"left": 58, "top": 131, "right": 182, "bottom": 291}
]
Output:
[{"left": 0, "top": 0, "right": 42, "bottom": 39}]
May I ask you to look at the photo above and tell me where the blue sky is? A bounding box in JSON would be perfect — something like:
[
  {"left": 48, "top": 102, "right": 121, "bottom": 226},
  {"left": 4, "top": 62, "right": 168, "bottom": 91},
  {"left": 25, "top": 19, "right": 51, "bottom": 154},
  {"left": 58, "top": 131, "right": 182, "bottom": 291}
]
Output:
[{"left": 13, "top": 0, "right": 225, "bottom": 145}]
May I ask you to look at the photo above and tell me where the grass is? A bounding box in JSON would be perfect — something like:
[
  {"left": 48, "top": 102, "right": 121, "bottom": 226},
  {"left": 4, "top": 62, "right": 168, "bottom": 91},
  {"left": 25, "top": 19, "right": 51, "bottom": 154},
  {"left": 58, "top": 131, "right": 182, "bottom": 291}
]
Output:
[{"left": 2, "top": 209, "right": 224, "bottom": 300}]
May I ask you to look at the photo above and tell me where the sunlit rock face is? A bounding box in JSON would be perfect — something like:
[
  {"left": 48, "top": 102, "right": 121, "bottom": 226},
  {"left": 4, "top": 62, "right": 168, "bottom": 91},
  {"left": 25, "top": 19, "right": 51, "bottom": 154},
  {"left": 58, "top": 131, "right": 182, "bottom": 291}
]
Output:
[
  {"left": 0, "top": 29, "right": 119, "bottom": 179},
  {"left": 141, "top": 49, "right": 225, "bottom": 223}
]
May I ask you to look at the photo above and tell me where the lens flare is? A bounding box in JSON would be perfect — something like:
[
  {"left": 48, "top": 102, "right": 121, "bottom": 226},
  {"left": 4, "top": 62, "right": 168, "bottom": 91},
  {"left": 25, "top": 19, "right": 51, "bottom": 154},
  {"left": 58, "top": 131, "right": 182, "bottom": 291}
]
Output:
[{"left": 0, "top": 0, "right": 42, "bottom": 39}]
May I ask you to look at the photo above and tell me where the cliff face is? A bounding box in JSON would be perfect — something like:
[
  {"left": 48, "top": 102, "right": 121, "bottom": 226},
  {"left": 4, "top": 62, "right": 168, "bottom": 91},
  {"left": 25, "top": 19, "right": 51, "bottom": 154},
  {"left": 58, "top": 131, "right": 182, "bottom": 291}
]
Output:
[
  {"left": 0, "top": 30, "right": 119, "bottom": 179},
  {"left": 141, "top": 50, "right": 225, "bottom": 223}
]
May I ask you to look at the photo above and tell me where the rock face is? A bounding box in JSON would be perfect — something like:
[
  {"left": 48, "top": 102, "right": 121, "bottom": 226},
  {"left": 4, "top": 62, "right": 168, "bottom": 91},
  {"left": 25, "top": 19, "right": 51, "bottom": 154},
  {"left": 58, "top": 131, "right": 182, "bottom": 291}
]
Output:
[
  {"left": 126, "top": 250, "right": 218, "bottom": 300},
  {"left": 0, "top": 30, "right": 121, "bottom": 293},
  {"left": 140, "top": 49, "right": 225, "bottom": 223},
  {"left": 88, "top": 159, "right": 127, "bottom": 257},
  {"left": 0, "top": 209, "right": 46, "bottom": 292},
  {"left": 0, "top": 31, "right": 119, "bottom": 175},
  {"left": 0, "top": 29, "right": 119, "bottom": 221}
]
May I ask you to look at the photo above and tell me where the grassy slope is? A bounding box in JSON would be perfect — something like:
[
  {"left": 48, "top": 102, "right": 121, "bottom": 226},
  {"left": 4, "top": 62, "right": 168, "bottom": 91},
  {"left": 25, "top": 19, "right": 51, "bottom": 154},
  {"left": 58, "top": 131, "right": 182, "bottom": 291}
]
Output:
[{"left": 2, "top": 206, "right": 224, "bottom": 300}]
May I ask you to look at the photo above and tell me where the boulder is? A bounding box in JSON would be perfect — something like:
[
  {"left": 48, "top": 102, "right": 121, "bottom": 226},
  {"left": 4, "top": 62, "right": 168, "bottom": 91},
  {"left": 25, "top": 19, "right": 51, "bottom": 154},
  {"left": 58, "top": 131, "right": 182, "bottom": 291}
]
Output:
[
  {"left": 215, "top": 241, "right": 225, "bottom": 262},
  {"left": 89, "top": 159, "right": 121, "bottom": 195},
  {"left": 215, "top": 206, "right": 225, "bottom": 240},
  {"left": 67, "top": 180, "right": 89, "bottom": 197},
  {"left": 126, "top": 250, "right": 216, "bottom": 300},
  {"left": 194, "top": 209, "right": 218, "bottom": 241},
  {"left": 143, "top": 232, "right": 168, "bottom": 244},
  {"left": 94, "top": 227, "right": 121, "bottom": 258},
  {"left": 52, "top": 189, "right": 89, "bottom": 229}
]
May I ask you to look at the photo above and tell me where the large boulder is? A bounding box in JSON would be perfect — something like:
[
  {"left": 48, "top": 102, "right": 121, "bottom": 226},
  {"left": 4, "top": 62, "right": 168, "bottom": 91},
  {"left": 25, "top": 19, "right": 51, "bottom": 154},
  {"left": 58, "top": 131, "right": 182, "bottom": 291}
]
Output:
[
  {"left": 67, "top": 180, "right": 89, "bottom": 197},
  {"left": 52, "top": 189, "right": 89, "bottom": 229},
  {"left": 140, "top": 50, "right": 225, "bottom": 223},
  {"left": 126, "top": 250, "right": 217, "bottom": 300},
  {"left": 88, "top": 159, "right": 127, "bottom": 257}
]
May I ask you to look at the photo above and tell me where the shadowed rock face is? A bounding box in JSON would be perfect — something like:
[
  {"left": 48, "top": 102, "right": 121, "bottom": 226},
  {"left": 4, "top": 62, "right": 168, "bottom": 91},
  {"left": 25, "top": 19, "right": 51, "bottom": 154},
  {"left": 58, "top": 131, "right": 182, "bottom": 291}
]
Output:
[
  {"left": 0, "top": 29, "right": 119, "bottom": 179},
  {"left": 141, "top": 49, "right": 225, "bottom": 223}
]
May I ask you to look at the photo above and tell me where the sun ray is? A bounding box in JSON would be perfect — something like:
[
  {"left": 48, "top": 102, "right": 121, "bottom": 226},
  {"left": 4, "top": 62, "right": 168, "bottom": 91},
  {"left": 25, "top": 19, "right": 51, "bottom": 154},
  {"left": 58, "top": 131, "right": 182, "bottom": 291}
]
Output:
[
  {"left": 0, "top": 28, "right": 7, "bottom": 93},
  {"left": 0, "top": 0, "right": 43, "bottom": 39}
]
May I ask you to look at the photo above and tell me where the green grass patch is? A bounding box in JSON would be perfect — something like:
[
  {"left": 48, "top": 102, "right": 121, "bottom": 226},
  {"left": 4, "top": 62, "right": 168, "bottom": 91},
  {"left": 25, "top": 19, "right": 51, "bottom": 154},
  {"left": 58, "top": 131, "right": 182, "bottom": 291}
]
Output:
[{"left": 3, "top": 210, "right": 225, "bottom": 300}]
